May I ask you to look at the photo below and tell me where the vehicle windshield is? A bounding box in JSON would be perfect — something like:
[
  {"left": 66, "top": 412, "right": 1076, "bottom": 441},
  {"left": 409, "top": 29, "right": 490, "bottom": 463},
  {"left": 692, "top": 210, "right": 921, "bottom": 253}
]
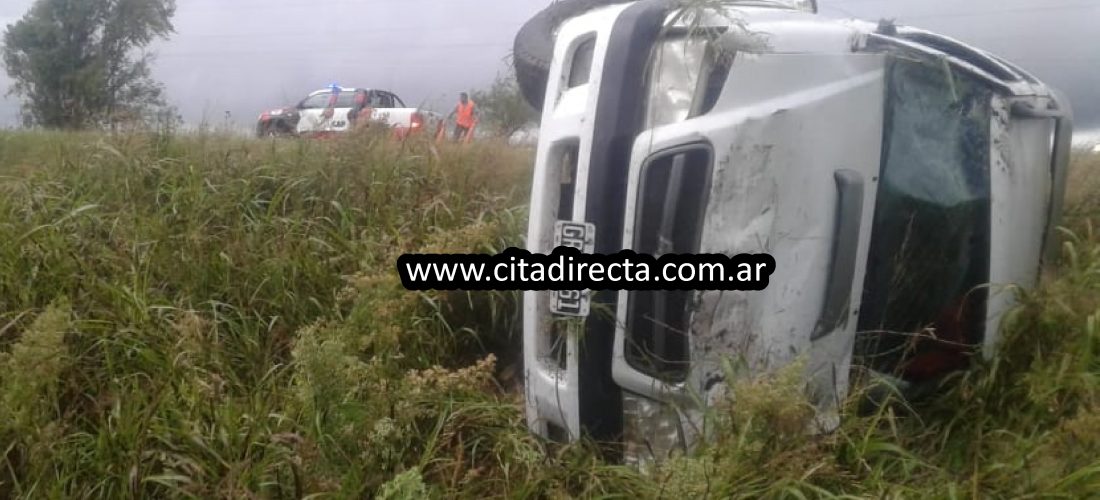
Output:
[{"left": 300, "top": 90, "right": 360, "bottom": 109}]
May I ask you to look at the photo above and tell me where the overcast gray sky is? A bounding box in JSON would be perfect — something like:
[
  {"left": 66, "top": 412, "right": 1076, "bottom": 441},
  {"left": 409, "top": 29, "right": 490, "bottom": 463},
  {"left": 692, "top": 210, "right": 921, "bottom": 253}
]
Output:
[{"left": 1, "top": 0, "right": 1098, "bottom": 136}]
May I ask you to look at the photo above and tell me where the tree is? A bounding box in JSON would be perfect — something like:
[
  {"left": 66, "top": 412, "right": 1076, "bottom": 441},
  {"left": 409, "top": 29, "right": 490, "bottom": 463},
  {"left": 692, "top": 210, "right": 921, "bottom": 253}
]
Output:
[
  {"left": 1, "top": 0, "right": 176, "bottom": 130},
  {"left": 471, "top": 65, "right": 539, "bottom": 139}
]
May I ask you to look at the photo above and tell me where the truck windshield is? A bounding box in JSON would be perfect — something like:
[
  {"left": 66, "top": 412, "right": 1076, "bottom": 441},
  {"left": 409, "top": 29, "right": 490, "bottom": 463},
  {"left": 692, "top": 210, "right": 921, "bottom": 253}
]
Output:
[{"left": 300, "top": 91, "right": 360, "bottom": 109}]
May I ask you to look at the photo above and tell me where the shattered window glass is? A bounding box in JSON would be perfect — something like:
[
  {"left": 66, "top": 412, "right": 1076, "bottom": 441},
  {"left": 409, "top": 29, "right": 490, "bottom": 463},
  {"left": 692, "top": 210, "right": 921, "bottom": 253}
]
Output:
[
  {"left": 644, "top": 36, "right": 713, "bottom": 129},
  {"left": 855, "top": 57, "right": 994, "bottom": 382},
  {"left": 643, "top": 34, "right": 732, "bottom": 130}
]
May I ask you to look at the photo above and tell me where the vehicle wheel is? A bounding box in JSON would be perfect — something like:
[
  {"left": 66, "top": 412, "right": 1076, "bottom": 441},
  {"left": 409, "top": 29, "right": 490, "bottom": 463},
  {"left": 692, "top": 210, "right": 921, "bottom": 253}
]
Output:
[
  {"left": 513, "top": 0, "right": 619, "bottom": 111},
  {"left": 264, "top": 121, "right": 293, "bottom": 138}
]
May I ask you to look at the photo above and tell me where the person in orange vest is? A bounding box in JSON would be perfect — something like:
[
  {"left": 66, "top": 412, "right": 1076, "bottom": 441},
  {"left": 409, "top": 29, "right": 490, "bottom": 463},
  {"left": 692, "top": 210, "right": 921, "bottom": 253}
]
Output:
[{"left": 447, "top": 92, "right": 478, "bottom": 141}]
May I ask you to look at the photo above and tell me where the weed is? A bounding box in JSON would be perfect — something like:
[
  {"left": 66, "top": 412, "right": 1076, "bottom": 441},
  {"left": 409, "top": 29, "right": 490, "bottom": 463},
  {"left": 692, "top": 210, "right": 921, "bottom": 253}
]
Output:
[{"left": 0, "top": 130, "right": 1097, "bottom": 498}]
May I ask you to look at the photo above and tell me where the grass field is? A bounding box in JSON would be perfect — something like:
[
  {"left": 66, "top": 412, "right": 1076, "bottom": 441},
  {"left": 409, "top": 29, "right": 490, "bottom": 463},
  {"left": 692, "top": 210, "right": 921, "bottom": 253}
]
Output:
[{"left": 0, "top": 129, "right": 1098, "bottom": 499}]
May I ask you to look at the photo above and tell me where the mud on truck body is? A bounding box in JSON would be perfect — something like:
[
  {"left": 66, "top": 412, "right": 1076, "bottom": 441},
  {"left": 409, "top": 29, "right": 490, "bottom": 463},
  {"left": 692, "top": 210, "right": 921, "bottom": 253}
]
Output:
[{"left": 515, "top": 0, "right": 1073, "bottom": 464}]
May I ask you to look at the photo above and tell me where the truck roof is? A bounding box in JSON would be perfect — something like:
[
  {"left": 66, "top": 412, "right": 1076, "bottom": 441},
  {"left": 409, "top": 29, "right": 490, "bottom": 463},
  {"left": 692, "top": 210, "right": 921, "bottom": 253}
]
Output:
[{"left": 306, "top": 87, "right": 397, "bottom": 96}]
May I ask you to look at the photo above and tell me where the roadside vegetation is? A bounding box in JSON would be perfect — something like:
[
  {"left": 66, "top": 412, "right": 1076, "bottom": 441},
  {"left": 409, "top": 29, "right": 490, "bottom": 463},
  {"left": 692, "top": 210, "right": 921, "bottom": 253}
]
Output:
[
  {"left": 470, "top": 66, "right": 541, "bottom": 140},
  {"left": 0, "top": 129, "right": 1097, "bottom": 498}
]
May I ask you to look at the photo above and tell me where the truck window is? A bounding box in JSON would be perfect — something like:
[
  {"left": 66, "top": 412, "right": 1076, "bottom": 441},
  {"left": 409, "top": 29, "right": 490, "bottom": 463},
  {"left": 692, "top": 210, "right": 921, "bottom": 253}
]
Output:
[
  {"left": 567, "top": 36, "right": 596, "bottom": 88},
  {"left": 643, "top": 34, "right": 731, "bottom": 129},
  {"left": 333, "top": 92, "right": 358, "bottom": 108},
  {"left": 300, "top": 93, "right": 333, "bottom": 109},
  {"left": 855, "top": 57, "right": 994, "bottom": 381},
  {"left": 373, "top": 92, "right": 395, "bottom": 108},
  {"left": 301, "top": 91, "right": 357, "bottom": 109}
]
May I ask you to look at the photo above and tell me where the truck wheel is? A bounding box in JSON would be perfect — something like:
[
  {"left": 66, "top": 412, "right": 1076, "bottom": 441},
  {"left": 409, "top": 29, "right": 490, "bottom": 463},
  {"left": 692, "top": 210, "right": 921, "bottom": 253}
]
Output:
[
  {"left": 513, "top": 0, "right": 621, "bottom": 111},
  {"left": 258, "top": 121, "right": 292, "bottom": 138}
]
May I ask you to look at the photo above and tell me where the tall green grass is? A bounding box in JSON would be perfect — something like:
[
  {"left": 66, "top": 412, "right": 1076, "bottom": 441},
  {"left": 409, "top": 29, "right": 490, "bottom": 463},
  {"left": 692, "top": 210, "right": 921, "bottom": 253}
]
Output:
[{"left": 0, "top": 129, "right": 1098, "bottom": 498}]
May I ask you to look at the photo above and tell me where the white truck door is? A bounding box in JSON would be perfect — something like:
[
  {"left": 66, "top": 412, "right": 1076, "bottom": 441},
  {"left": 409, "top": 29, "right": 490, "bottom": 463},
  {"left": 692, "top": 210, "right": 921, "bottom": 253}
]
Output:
[
  {"left": 296, "top": 93, "right": 327, "bottom": 135},
  {"left": 296, "top": 90, "right": 353, "bottom": 134}
]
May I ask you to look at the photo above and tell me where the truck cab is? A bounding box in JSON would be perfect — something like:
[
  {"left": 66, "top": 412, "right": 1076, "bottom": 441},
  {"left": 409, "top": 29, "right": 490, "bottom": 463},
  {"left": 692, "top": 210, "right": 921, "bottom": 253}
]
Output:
[{"left": 515, "top": 0, "right": 1073, "bottom": 464}]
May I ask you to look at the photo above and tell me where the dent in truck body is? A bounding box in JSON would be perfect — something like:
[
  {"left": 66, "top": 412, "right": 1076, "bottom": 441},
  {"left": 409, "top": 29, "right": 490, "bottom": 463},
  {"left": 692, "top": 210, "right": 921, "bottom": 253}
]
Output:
[{"left": 614, "top": 49, "right": 888, "bottom": 462}]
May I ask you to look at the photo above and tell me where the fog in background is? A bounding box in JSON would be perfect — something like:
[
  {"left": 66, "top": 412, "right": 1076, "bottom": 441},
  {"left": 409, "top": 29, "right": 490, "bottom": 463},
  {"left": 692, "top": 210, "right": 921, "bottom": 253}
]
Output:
[{"left": 1, "top": 0, "right": 1097, "bottom": 137}]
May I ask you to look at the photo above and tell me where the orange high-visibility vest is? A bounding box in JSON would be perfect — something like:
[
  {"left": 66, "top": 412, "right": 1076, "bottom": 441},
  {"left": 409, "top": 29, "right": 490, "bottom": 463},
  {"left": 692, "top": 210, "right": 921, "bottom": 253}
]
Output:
[{"left": 456, "top": 100, "right": 476, "bottom": 128}]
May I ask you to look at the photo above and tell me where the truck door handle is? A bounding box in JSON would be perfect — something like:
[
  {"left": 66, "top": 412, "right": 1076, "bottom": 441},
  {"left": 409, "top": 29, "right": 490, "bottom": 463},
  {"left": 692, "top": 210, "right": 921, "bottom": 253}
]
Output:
[{"left": 811, "top": 169, "right": 865, "bottom": 341}]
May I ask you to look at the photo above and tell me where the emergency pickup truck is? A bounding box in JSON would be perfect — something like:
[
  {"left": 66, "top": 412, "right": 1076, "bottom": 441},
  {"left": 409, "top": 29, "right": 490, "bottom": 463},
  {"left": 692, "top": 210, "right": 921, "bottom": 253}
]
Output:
[{"left": 256, "top": 86, "right": 439, "bottom": 138}]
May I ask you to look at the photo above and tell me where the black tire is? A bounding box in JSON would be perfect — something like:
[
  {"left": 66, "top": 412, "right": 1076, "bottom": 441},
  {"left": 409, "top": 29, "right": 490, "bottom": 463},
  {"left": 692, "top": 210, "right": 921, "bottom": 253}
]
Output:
[
  {"left": 258, "top": 120, "right": 294, "bottom": 138},
  {"left": 513, "top": 0, "right": 623, "bottom": 111}
]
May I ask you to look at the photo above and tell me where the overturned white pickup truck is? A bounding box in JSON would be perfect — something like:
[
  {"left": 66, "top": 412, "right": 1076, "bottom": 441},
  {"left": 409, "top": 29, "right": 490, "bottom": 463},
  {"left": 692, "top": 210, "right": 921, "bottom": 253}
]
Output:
[{"left": 514, "top": 0, "right": 1073, "bottom": 464}]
